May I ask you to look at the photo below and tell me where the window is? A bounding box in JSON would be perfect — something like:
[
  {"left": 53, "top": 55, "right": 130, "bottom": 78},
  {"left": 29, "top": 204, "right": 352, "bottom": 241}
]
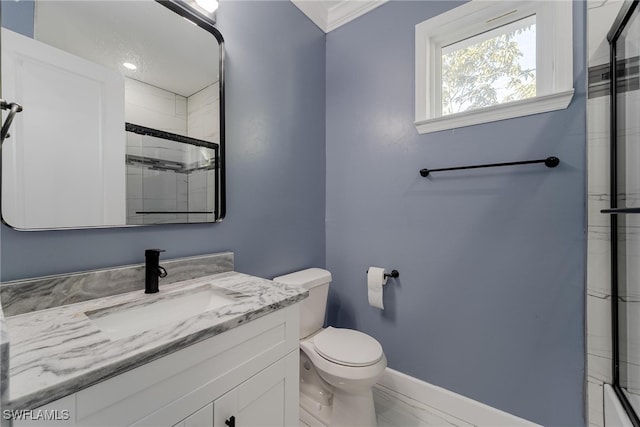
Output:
[
  {"left": 441, "top": 15, "right": 536, "bottom": 115},
  {"left": 415, "top": 1, "right": 574, "bottom": 134}
]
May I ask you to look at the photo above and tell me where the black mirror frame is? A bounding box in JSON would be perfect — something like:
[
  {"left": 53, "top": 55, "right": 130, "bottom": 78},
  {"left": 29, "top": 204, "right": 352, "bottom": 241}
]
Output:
[
  {"left": 0, "top": 0, "right": 226, "bottom": 230},
  {"left": 158, "top": 0, "right": 226, "bottom": 221}
]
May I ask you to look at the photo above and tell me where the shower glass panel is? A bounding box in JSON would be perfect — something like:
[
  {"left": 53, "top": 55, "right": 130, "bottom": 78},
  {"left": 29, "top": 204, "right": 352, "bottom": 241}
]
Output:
[{"left": 614, "top": 2, "right": 640, "bottom": 420}]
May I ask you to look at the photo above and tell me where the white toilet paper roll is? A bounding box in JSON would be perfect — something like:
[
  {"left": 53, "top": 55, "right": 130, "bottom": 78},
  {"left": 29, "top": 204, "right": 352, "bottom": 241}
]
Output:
[{"left": 367, "top": 267, "right": 387, "bottom": 309}]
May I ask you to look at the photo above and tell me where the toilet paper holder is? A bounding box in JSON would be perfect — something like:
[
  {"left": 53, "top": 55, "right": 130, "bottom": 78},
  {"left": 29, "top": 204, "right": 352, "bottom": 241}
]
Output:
[{"left": 366, "top": 268, "right": 399, "bottom": 279}]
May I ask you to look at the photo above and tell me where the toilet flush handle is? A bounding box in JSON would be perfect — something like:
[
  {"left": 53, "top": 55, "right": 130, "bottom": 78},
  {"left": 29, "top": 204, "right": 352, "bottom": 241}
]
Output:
[{"left": 225, "top": 416, "right": 235, "bottom": 427}]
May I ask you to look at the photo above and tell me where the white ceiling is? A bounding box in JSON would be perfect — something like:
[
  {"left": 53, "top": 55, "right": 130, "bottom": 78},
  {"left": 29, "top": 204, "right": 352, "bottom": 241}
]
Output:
[
  {"left": 34, "top": 1, "right": 219, "bottom": 97},
  {"left": 31, "top": 0, "right": 386, "bottom": 97},
  {"left": 291, "top": 0, "right": 388, "bottom": 33}
]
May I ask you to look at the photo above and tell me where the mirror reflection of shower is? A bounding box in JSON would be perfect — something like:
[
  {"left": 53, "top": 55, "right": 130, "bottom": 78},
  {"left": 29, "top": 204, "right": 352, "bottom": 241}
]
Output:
[
  {"left": 125, "top": 122, "right": 218, "bottom": 225},
  {"left": 123, "top": 73, "right": 220, "bottom": 225}
]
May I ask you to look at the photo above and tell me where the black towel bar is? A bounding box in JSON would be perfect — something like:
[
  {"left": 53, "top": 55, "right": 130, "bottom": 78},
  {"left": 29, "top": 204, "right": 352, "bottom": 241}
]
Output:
[{"left": 419, "top": 156, "right": 560, "bottom": 177}]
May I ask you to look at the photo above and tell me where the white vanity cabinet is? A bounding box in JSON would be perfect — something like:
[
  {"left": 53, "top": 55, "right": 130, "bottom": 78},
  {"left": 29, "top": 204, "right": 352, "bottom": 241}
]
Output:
[
  {"left": 170, "top": 350, "right": 297, "bottom": 427},
  {"left": 210, "top": 352, "right": 297, "bottom": 427},
  {"left": 13, "top": 304, "right": 299, "bottom": 427}
]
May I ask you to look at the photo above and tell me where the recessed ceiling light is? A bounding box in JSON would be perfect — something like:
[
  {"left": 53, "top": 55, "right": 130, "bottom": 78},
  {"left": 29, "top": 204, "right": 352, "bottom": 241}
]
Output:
[{"left": 123, "top": 62, "right": 137, "bottom": 70}]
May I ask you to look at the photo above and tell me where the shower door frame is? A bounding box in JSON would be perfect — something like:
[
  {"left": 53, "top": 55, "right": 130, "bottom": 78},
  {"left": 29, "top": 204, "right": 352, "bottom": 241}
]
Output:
[{"left": 607, "top": 1, "right": 640, "bottom": 425}]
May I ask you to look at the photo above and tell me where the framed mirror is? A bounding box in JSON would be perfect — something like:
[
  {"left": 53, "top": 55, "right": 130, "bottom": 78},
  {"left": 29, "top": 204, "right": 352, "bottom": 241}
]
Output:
[{"left": 0, "top": 0, "right": 225, "bottom": 229}]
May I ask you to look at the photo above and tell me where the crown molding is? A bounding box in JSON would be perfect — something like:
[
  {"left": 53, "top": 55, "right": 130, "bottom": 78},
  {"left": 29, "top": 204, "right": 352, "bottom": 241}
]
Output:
[
  {"left": 326, "top": 1, "right": 387, "bottom": 32},
  {"left": 291, "top": 1, "right": 330, "bottom": 32},
  {"left": 291, "top": 0, "right": 387, "bottom": 33}
]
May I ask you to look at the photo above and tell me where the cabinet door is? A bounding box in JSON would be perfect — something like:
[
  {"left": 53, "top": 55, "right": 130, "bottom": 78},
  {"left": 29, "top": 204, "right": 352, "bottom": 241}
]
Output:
[{"left": 214, "top": 352, "right": 298, "bottom": 427}]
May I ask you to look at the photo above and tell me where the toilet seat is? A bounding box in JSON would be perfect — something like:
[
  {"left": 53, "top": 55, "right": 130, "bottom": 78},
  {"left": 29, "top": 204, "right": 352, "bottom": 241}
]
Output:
[
  {"left": 312, "top": 327, "right": 383, "bottom": 367},
  {"left": 299, "top": 336, "right": 387, "bottom": 392}
]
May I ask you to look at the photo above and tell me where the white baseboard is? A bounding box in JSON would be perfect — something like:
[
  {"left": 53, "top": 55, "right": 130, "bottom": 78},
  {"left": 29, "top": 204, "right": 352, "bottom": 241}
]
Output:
[{"left": 376, "top": 368, "right": 542, "bottom": 427}]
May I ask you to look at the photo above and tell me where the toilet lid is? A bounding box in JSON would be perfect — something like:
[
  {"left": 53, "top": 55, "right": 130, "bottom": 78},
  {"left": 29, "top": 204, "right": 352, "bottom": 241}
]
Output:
[{"left": 313, "top": 327, "right": 383, "bottom": 367}]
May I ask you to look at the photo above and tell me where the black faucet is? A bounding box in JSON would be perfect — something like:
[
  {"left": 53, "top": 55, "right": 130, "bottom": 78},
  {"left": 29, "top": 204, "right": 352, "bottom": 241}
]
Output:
[{"left": 145, "top": 249, "right": 167, "bottom": 294}]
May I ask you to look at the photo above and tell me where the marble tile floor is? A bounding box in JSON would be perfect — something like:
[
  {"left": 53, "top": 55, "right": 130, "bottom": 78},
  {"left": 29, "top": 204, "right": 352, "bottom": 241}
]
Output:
[{"left": 300, "top": 385, "right": 471, "bottom": 427}]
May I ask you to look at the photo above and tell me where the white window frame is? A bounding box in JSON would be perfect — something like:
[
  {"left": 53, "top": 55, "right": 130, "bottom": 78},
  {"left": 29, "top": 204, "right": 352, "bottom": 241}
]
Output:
[{"left": 415, "top": 0, "right": 574, "bottom": 134}]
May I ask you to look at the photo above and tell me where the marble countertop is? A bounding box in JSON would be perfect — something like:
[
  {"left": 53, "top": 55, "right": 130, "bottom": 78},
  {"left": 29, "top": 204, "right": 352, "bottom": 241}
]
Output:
[{"left": 4, "top": 271, "right": 307, "bottom": 411}]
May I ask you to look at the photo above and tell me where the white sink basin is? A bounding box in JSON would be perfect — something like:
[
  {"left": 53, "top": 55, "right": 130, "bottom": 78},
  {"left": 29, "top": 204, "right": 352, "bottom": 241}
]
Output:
[{"left": 86, "top": 284, "right": 246, "bottom": 340}]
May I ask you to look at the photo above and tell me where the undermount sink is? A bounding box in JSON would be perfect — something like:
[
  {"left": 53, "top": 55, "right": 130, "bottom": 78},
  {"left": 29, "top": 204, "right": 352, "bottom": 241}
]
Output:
[{"left": 85, "top": 284, "right": 247, "bottom": 340}]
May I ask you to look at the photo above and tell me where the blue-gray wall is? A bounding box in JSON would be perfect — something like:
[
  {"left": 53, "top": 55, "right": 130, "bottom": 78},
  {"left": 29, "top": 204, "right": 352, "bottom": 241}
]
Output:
[
  {"left": 325, "top": 2, "right": 586, "bottom": 426},
  {"left": 2, "top": 1, "right": 588, "bottom": 424},
  {"left": 0, "top": 0, "right": 34, "bottom": 37},
  {"left": 0, "top": 1, "right": 326, "bottom": 281}
]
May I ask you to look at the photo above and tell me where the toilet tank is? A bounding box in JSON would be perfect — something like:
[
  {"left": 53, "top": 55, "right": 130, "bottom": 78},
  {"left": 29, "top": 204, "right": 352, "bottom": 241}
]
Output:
[{"left": 273, "top": 268, "right": 331, "bottom": 339}]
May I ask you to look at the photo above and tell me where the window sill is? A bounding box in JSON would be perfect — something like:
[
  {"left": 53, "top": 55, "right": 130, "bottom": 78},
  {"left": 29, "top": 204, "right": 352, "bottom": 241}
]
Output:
[{"left": 414, "top": 89, "right": 575, "bottom": 134}]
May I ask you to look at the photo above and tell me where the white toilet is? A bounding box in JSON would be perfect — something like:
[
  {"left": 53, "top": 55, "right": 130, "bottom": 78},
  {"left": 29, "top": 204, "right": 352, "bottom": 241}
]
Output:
[{"left": 273, "top": 268, "right": 387, "bottom": 427}]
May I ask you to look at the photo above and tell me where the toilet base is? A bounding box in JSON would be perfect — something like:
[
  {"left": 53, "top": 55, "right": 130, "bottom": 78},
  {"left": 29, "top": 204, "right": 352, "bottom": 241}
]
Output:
[
  {"left": 300, "top": 390, "right": 378, "bottom": 427},
  {"left": 298, "top": 331, "right": 385, "bottom": 427},
  {"left": 300, "top": 392, "right": 332, "bottom": 426},
  {"left": 330, "top": 388, "right": 377, "bottom": 427}
]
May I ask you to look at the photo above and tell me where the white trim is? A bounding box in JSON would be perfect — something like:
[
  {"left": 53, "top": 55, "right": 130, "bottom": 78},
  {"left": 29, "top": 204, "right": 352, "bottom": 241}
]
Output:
[
  {"left": 290, "top": 0, "right": 387, "bottom": 33},
  {"left": 291, "top": 1, "right": 329, "bottom": 32},
  {"left": 326, "top": 1, "right": 387, "bottom": 32},
  {"left": 415, "top": 89, "right": 574, "bottom": 134},
  {"left": 414, "top": 0, "right": 574, "bottom": 134},
  {"left": 376, "top": 368, "right": 542, "bottom": 427}
]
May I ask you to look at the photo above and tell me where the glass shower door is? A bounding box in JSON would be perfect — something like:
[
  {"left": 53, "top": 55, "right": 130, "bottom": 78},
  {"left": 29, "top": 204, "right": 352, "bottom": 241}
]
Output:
[{"left": 610, "top": 2, "right": 640, "bottom": 423}]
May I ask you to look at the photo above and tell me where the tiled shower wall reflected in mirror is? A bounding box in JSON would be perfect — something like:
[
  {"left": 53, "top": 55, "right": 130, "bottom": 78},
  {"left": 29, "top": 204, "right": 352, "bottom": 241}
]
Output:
[{"left": 124, "top": 77, "right": 218, "bottom": 224}]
